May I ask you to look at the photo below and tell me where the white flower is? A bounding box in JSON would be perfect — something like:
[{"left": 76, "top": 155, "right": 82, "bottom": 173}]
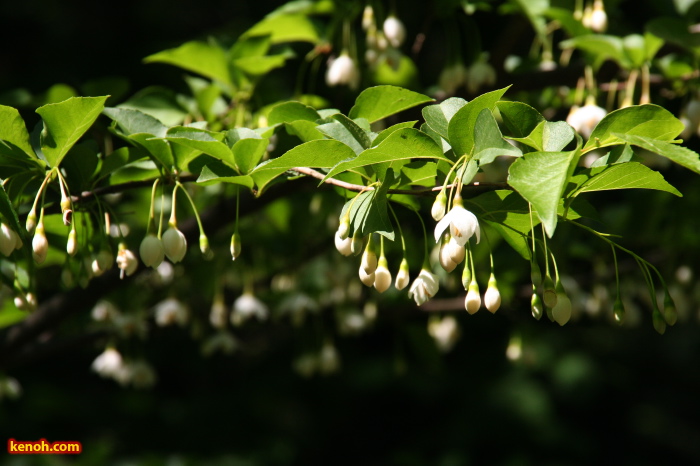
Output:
[
  {"left": 1, "top": 223, "right": 19, "bottom": 256},
  {"left": 383, "top": 15, "right": 406, "bottom": 48},
  {"left": 91, "top": 347, "right": 124, "bottom": 378},
  {"left": 153, "top": 298, "right": 188, "bottom": 327},
  {"left": 361, "top": 243, "right": 378, "bottom": 274},
  {"left": 465, "top": 279, "right": 481, "bottom": 314},
  {"left": 91, "top": 300, "right": 121, "bottom": 322},
  {"left": 359, "top": 266, "right": 375, "bottom": 287},
  {"left": 66, "top": 227, "right": 77, "bottom": 256},
  {"left": 589, "top": 0, "right": 607, "bottom": 32},
  {"left": 335, "top": 230, "right": 353, "bottom": 256},
  {"left": 362, "top": 5, "right": 375, "bottom": 30},
  {"left": 25, "top": 209, "right": 37, "bottom": 235},
  {"left": 395, "top": 258, "right": 410, "bottom": 290},
  {"left": 373, "top": 257, "right": 392, "bottom": 293},
  {"left": 139, "top": 234, "right": 164, "bottom": 268},
  {"left": 439, "top": 234, "right": 458, "bottom": 273},
  {"left": 209, "top": 298, "right": 228, "bottom": 329},
  {"left": 32, "top": 222, "right": 48, "bottom": 264},
  {"left": 408, "top": 268, "right": 439, "bottom": 306},
  {"left": 231, "top": 292, "right": 269, "bottom": 326},
  {"left": 337, "top": 216, "right": 350, "bottom": 240},
  {"left": 484, "top": 274, "right": 501, "bottom": 313},
  {"left": 230, "top": 232, "right": 242, "bottom": 260},
  {"left": 91, "top": 249, "right": 114, "bottom": 276},
  {"left": 431, "top": 191, "right": 447, "bottom": 221},
  {"left": 434, "top": 195, "right": 480, "bottom": 247},
  {"left": 467, "top": 60, "right": 497, "bottom": 94},
  {"left": 117, "top": 244, "right": 138, "bottom": 278},
  {"left": 428, "top": 316, "right": 460, "bottom": 352},
  {"left": 566, "top": 100, "right": 607, "bottom": 139},
  {"left": 162, "top": 226, "right": 187, "bottom": 263},
  {"left": 326, "top": 52, "right": 360, "bottom": 90}
]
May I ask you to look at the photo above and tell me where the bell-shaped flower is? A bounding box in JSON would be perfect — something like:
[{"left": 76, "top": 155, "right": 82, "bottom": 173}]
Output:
[
  {"left": 117, "top": 243, "right": 138, "bottom": 278},
  {"left": 434, "top": 193, "right": 480, "bottom": 247},
  {"left": 361, "top": 237, "right": 378, "bottom": 274},
  {"left": 91, "top": 300, "right": 121, "bottom": 322},
  {"left": 439, "top": 233, "right": 458, "bottom": 273},
  {"left": 359, "top": 266, "right": 375, "bottom": 287},
  {"left": 32, "top": 222, "right": 48, "bottom": 264},
  {"left": 335, "top": 230, "right": 353, "bottom": 256},
  {"left": 140, "top": 234, "right": 164, "bottom": 268},
  {"left": 466, "top": 60, "right": 497, "bottom": 94},
  {"left": 589, "top": 0, "right": 607, "bottom": 32},
  {"left": 373, "top": 256, "right": 392, "bottom": 293},
  {"left": 337, "top": 215, "right": 350, "bottom": 240},
  {"left": 566, "top": 98, "right": 606, "bottom": 139},
  {"left": 66, "top": 227, "right": 78, "bottom": 256},
  {"left": 395, "top": 258, "right": 410, "bottom": 290},
  {"left": 465, "top": 278, "right": 481, "bottom": 315},
  {"left": 91, "top": 347, "right": 124, "bottom": 379},
  {"left": 408, "top": 268, "right": 439, "bottom": 306},
  {"left": 326, "top": 52, "right": 360, "bottom": 90},
  {"left": 552, "top": 280, "right": 572, "bottom": 326},
  {"left": 231, "top": 292, "right": 269, "bottom": 326},
  {"left": 209, "top": 297, "right": 228, "bottom": 329},
  {"left": 153, "top": 298, "right": 188, "bottom": 327},
  {"left": 484, "top": 273, "right": 501, "bottom": 313},
  {"left": 162, "top": 225, "right": 187, "bottom": 263},
  {"left": 428, "top": 316, "right": 460, "bottom": 352},
  {"left": 383, "top": 15, "right": 406, "bottom": 48},
  {"left": 431, "top": 190, "right": 447, "bottom": 221},
  {"left": 438, "top": 62, "right": 468, "bottom": 95}
]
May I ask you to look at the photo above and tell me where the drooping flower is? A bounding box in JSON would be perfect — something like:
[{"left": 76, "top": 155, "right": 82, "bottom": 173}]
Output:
[
  {"left": 373, "top": 256, "right": 392, "bottom": 293},
  {"left": 438, "top": 62, "right": 468, "bottom": 95},
  {"left": 162, "top": 225, "right": 187, "bottom": 263},
  {"left": 91, "top": 300, "right": 121, "bottom": 322},
  {"left": 552, "top": 280, "right": 572, "bottom": 326},
  {"left": 431, "top": 190, "right": 447, "bottom": 221},
  {"left": 326, "top": 52, "right": 360, "bottom": 90},
  {"left": 209, "top": 297, "right": 228, "bottom": 329},
  {"left": 91, "top": 347, "right": 124, "bottom": 379},
  {"left": 434, "top": 193, "right": 480, "bottom": 247},
  {"left": 140, "top": 234, "right": 164, "bottom": 268},
  {"left": 335, "top": 230, "right": 353, "bottom": 256},
  {"left": 0, "top": 223, "right": 19, "bottom": 257},
  {"left": 153, "top": 298, "right": 188, "bottom": 327},
  {"left": 318, "top": 340, "right": 341, "bottom": 375},
  {"left": 66, "top": 227, "right": 78, "bottom": 256},
  {"left": 91, "top": 249, "right": 114, "bottom": 276},
  {"left": 361, "top": 237, "right": 378, "bottom": 274},
  {"left": 428, "top": 316, "right": 460, "bottom": 352},
  {"left": 117, "top": 243, "right": 138, "bottom": 278},
  {"left": 566, "top": 98, "right": 606, "bottom": 139},
  {"left": 484, "top": 273, "right": 501, "bottom": 313},
  {"left": 408, "top": 268, "right": 440, "bottom": 306},
  {"left": 439, "top": 233, "right": 458, "bottom": 273},
  {"left": 466, "top": 59, "right": 497, "bottom": 94},
  {"left": 359, "top": 266, "right": 375, "bottom": 287},
  {"left": 465, "top": 278, "right": 481, "bottom": 314},
  {"left": 395, "top": 258, "right": 410, "bottom": 290},
  {"left": 32, "top": 222, "right": 48, "bottom": 264},
  {"left": 589, "top": 0, "right": 607, "bottom": 32},
  {"left": 231, "top": 292, "right": 269, "bottom": 326},
  {"left": 383, "top": 15, "right": 406, "bottom": 48}
]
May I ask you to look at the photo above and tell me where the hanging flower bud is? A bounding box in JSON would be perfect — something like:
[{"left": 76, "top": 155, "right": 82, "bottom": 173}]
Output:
[
  {"left": 383, "top": 15, "right": 406, "bottom": 47},
  {"left": 484, "top": 273, "right": 501, "bottom": 313},
  {"left": 581, "top": 4, "right": 593, "bottom": 28},
  {"left": 531, "top": 288, "right": 543, "bottom": 320},
  {"left": 337, "top": 214, "right": 351, "bottom": 240},
  {"left": 543, "top": 274, "right": 557, "bottom": 309},
  {"left": 230, "top": 231, "right": 242, "bottom": 260},
  {"left": 408, "top": 268, "right": 440, "bottom": 306},
  {"left": 60, "top": 196, "right": 72, "bottom": 226},
  {"left": 362, "top": 5, "right": 374, "bottom": 30},
  {"left": 431, "top": 190, "right": 447, "bottom": 221},
  {"left": 552, "top": 280, "right": 572, "bottom": 326},
  {"left": 117, "top": 243, "right": 138, "bottom": 278},
  {"left": 465, "top": 278, "right": 481, "bottom": 314},
  {"left": 439, "top": 233, "right": 458, "bottom": 273},
  {"left": 209, "top": 295, "right": 228, "bottom": 329},
  {"left": 25, "top": 209, "right": 37, "bottom": 235},
  {"left": 428, "top": 316, "right": 460, "bottom": 352},
  {"left": 91, "top": 347, "right": 124, "bottom": 379},
  {"left": 32, "top": 222, "right": 48, "bottom": 264},
  {"left": 589, "top": 0, "right": 607, "bottom": 32},
  {"left": 318, "top": 340, "right": 341, "bottom": 375},
  {"left": 566, "top": 97, "right": 606, "bottom": 139},
  {"left": 461, "top": 258, "right": 472, "bottom": 290},
  {"left": 92, "top": 249, "right": 114, "bottom": 276},
  {"left": 66, "top": 226, "right": 78, "bottom": 256},
  {"left": 652, "top": 306, "right": 666, "bottom": 335},
  {"left": 447, "top": 237, "right": 465, "bottom": 265},
  {"left": 663, "top": 291, "right": 678, "bottom": 326},
  {"left": 199, "top": 234, "right": 213, "bottom": 260},
  {"left": 530, "top": 260, "right": 542, "bottom": 288},
  {"left": 335, "top": 230, "right": 353, "bottom": 256},
  {"left": 0, "top": 223, "right": 17, "bottom": 257},
  {"left": 438, "top": 62, "right": 468, "bottom": 95},
  {"left": 140, "top": 234, "right": 164, "bottom": 268},
  {"left": 326, "top": 52, "right": 360, "bottom": 90},
  {"left": 350, "top": 233, "right": 364, "bottom": 256},
  {"left": 361, "top": 236, "right": 378, "bottom": 274},
  {"left": 613, "top": 297, "right": 625, "bottom": 324},
  {"left": 154, "top": 298, "right": 189, "bottom": 327},
  {"left": 395, "top": 258, "right": 410, "bottom": 290},
  {"left": 359, "top": 265, "right": 375, "bottom": 287},
  {"left": 373, "top": 256, "right": 392, "bottom": 293},
  {"left": 162, "top": 225, "right": 187, "bottom": 263}
]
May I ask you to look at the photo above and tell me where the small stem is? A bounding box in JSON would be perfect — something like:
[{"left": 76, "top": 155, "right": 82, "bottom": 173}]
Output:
[
  {"left": 414, "top": 210, "right": 429, "bottom": 268},
  {"left": 176, "top": 182, "right": 205, "bottom": 235},
  {"left": 388, "top": 203, "right": 406, "bottom": 253}
]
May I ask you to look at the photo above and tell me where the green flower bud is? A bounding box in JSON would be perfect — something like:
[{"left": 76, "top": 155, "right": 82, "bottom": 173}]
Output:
[
  {"left": 652, "top": 307, "right": 666, "bottom": 335},
  {"left": 200, "top": 234, "right": 213, "bottom": 260},
  {"left": 613, "top": 297, "right": 625, "bottom": 325},
  {"left": 230, "top": 232, "right": 242, "bottom": 260},
  {"left": 26, "top": 209, "right": 37, "bottom": 235},
  {"left": 663, "top": 291, "right": 677, "bottom": 326},
  {"left": 552, "top": 280, "right": 572, "bottom": 326},
  {"left": 531, "top": 289, "right": 543, "bottom": 320},
  {"left": 431, "top": 190, "right": 447, "bottom": 221},
  {"left": 461, "top": 258, "right": 472, "bottom": 290},
  {"left": 543, "top": 274, "right": 557, "bottom": 309}
]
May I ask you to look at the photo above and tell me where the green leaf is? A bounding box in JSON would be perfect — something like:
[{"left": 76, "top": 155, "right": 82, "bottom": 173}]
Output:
[
  {"left": 348, "top": 86, "right": 433, "bottom": 123},
  {"left": 615, "top": 134, "right": 700, "bottom": 175},
  {"left": 103, "top": 107, "right": 168, "bottom": 137},
  {"left": 0, "top": 105, "right": 39, "bottom": 166},
  {"left": 128, "top": 134, "right": 174, "bottom": 171},
  {"left": 496, "top": 101, "right": 545, "bottom": 138},
  {"left": 165, "top": 127, "right": 234, "bottom": 169},
  {"left": 243, "top": 13, "right": 320, "bottom": 44},
  {"left": 250, "top": 139, "right": 356, "bottom": 193},
  {"left": 372, "top": 121, "right": 418, "bottom": 147},
  {"left": 197, "top": 163, "right": 254, "bottom": 189},
  {"left": 560, "top": 35, "right": 627, "bottom": 68},
  {"left": 118, "top": 86, "right": 189, "bottom": 127},
  {"left": 317, "top": 115, "right": 371, "bottom": 155},
  {"left": 583, "top": 104, "right": 684, "bottom": 152},
  {"left": 422, "top": 97, "right": 467, "bottom": 141},
  {"left": 144, "top": 40, "right": 232, "bottom": 90},
  {"left": 267, "top": 101, "right": 320, "bottom": 126},
  {"left": 284, "top": 121, "right": 325, "bottom": 142},
  {"left": 0, "top": 182, "right": 22, "bottom": 238},
  {"left": 36, "top": 96, "right": 108, "bottom": 168},
  {"left": 473, "top": 109, "right": 522, "bottom": 164},
  {"left": 590, "top": 144, "right": 635, "bottom": 167},
  {"left": 61, "top": 141, "right": 100, "bottom": 193},
  {"left": 99, "top": 146, "right": 149, "bottom": 180},
  {"left": 399, "top": 160, "right": 437, "bottom": 187},
  {"left": 508, "top": 120, "right": 575, "bottom": 152},
  {"left": 323, "top": 128, "right": 448, "bottom": 181},
  {"left": 543, "top": 7, "right": 589, "bottom": 37},
  {"left": 646, "top": 17, "right": 700, "bottom": 49},
  {"left": 448, "top": 86, "right": 510, "bottom": 157},
  {"left": 232, "top": 138, "right": 268, "bottom": 174},
  {"left": 569, "top": 162, "right": 682, "bottom": 197},
  {"left": 233, "top": 54, "right": 288, "bottom": 76},
  {"left": 508, "top": 148, "right": 579, "bottom": 237},
  {"left": 344, "top": 170, "right": 395, "bottom": 240}
]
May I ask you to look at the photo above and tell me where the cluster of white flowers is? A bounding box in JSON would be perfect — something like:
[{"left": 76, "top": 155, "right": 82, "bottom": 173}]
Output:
[{"left": 582, "top": 0, "right": 607, "bottom": 32}]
